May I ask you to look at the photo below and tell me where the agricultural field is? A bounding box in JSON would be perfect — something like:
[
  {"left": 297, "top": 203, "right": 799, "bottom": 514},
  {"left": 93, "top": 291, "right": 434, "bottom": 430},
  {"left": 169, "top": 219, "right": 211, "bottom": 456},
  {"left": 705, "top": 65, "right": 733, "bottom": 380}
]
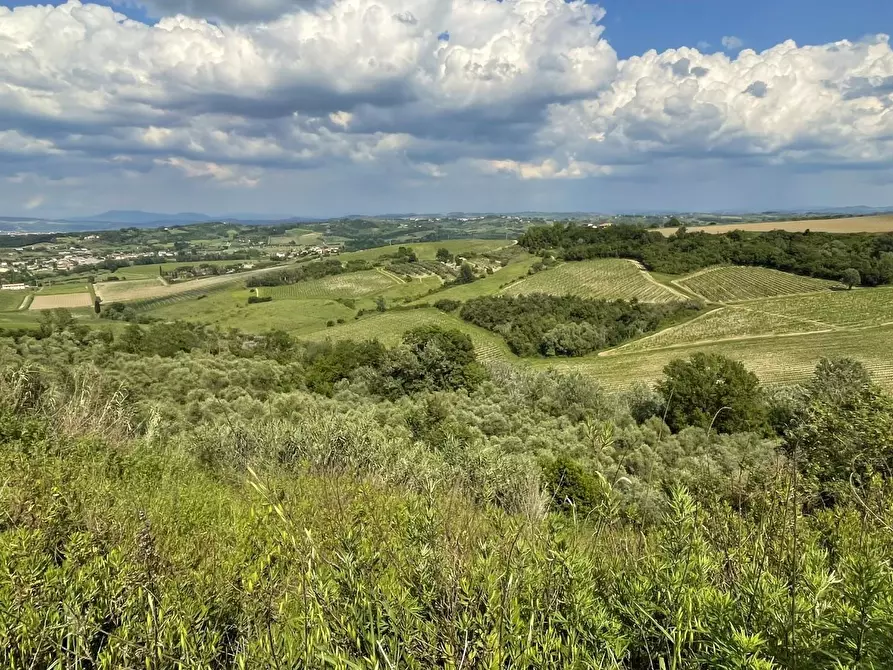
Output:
[
  {"left": 655, "top": 214, "right": 893, "bottom": 236},
  {"left": 743, "top": 287, "right": 893, "bottom": 328},
  {"left": 611, "top": 306, "right": 831, "bottom": 354},
  {"left": 147, "top": 290, "right": 355, "bottom": 334},
  {"left": 675, "top": 266, "right": 839, "bottom": 303},
  {"left": 503, "top": 259, "right": 685, "bottom": 303},
  {"left": 35, "top": 282, "right": 93, "bottom": 295},
  {"left": 544, "top": 324, "right": 893, "bottom": 391},
  {"left": 0, "top": 291, "right": 30, "bottom": 312},
  {"left": 411, "top": 254, "right": 539, "bottom": 304},
  {"left": 117, "top": 260, "right": 261, "bottom": 280},
  {"left": 262, "top": 270, "right": 401, "bottom": 300},
  {"left": 94, "top": 278, "right": 167, "bottom": 302},
  {"left": 268, "top": 228, "right": 324, "bottom": 246},
  {"left": 30, "top": 292, "right": 92, "bottom": 310},
  {"left": 302, "top": 308, "right": 513, "bottom": 362}
]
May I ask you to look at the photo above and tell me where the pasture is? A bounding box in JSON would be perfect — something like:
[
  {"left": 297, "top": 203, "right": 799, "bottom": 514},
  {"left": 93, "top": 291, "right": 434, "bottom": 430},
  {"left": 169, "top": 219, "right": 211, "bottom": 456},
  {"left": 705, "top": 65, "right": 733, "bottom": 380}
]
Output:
[
  {"left": 503, "top": 259, "right": 684, "bottom": 302},
  {"left": 655, "top": 214, "right": 893, "bottom": 236},
  {"left": 30, "top": 292, "right": 92, "bottom": 310},
  {"left": 675, "top": 266, "right": 839, "bottom": 302}
]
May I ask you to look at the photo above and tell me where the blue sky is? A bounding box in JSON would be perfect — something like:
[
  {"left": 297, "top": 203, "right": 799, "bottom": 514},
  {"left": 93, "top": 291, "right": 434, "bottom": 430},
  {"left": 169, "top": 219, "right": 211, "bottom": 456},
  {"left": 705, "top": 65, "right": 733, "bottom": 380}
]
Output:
[
  {"left": 0, "top": 0, "right": 892, "bottom": 217},
  {"left": 598, "top": 0, "right": 893, "bottom": 58}
]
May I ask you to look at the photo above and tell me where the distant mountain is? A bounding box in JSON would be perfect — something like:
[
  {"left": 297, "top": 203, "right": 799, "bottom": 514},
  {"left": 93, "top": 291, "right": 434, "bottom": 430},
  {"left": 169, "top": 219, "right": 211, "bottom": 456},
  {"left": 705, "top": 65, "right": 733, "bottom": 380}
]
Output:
[{"left": 68, "top": 211, "right": 216, "bottom": 225}]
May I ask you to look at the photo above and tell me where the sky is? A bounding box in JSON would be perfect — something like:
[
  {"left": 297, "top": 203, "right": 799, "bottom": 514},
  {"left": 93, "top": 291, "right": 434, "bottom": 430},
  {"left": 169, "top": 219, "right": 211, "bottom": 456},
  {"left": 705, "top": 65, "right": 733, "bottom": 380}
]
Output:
[{"left": 0, "top": 0, "right": 892, "bottom": 218}]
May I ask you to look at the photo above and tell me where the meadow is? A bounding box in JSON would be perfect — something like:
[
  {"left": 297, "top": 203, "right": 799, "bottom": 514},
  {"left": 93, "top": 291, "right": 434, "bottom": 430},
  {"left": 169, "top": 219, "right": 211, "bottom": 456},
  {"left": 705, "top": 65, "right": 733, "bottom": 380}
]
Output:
[
  {"left": 0, "top": 290, "right": 29, "bottom": 311},
  {"left": 262, "top": 270, "right": 401, "bottom": 300},
  {"left": 503, "top": 259, "right": 685, "bottom": 302},
  {"left": 30, "top": 292, "right": 93, "bottom": 310}
]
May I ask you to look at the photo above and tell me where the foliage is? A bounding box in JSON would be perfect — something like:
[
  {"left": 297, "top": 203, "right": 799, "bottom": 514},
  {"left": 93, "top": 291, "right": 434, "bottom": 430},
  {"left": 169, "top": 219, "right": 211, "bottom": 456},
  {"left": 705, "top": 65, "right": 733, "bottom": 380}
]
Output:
[
  {"left": 460, "top": 294, "right": 699, "bottom": 357},
  {"left": 247, "top": 295, "right": 273, "bottom": 304},
  {"left": 519, "top": 223, "right": 893, "bottom": 285},
  {"left": 658, "top": 352, "right": 769, "bottom": 434},
  {"left": 246, "top": 258, "right": 345, "bottom": 287},
  {"left": 842, "top": 267, "right": 861, "bottom": 289}
]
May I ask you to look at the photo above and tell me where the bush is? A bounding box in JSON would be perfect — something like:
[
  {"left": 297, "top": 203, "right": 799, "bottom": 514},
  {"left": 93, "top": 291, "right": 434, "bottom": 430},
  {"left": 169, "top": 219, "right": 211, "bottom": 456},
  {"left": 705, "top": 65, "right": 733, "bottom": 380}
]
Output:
[
  {"left": 434, "top": 298, "right": 461, "bottom": 313},
  {"left": 248, "top": 295, "right": 273, "bottom": 304},
  {"left": 658, "top": 353, "right": 768, "bottom": 434}
]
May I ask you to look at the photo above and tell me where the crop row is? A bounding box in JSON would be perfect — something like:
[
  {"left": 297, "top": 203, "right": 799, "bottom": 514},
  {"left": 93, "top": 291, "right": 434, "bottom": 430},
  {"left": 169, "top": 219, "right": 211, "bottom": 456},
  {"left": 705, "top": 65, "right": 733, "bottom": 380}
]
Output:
[
  {"left": 677, "top": 266, "right": 837, "bottom": 303},
  {"left": 503, "top": 260, "right": 679, "bottom": 303}
]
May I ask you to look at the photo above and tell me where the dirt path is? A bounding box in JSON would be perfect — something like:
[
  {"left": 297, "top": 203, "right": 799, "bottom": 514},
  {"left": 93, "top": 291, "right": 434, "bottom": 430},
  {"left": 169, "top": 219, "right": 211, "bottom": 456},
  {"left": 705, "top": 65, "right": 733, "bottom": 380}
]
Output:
[
  {"left": 376, "top": 267, "right": 407, "bottom": 285},
  {"left": 625, "top": 260, "right": 691, "bottom": 300}
]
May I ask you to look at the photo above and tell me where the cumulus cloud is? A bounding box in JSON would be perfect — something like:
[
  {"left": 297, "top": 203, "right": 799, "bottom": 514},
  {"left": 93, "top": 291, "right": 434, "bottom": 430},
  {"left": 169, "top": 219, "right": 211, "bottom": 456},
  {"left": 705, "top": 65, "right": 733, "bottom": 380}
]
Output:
[
  {"left": 722, "top": 35, "right": 744, "bottom": 51},
  {"left": 0, "top": 0, "right": 891, "bottom": 212}
]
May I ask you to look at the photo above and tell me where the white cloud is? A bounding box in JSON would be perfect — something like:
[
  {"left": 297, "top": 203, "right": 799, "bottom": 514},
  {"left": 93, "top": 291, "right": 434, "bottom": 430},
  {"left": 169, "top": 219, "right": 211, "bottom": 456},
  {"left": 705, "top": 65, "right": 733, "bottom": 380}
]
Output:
[
  {"left": 722, "top": 35, "right": 744, "bottom": 51},
  {"left": 0, "top": 1, "right": 891, "bottom": 213}
]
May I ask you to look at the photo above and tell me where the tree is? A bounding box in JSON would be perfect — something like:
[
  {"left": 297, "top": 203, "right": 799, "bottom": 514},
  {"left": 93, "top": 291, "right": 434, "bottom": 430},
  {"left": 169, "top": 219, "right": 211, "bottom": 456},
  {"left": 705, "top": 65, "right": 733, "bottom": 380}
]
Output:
[
  {"left": 436, "top": 247, "right": 453, "bottom": 263},
  {"left": 375, "top": 296, "right": 387, "bottom": 312},
  {"left": 842, "top": 267, "right": 861, "bottom": 290},
  {"left": 94, "top": 297, "right": 102, "bottom": 315},
  {"left": 457, "top": 262, "right": 476, "bottom": 284},
  {"left": 664, "top": 217, "right": 682, "bottom": 228},
  {"left": 657, "top": 353, "right": 768, "bottom": 434}
]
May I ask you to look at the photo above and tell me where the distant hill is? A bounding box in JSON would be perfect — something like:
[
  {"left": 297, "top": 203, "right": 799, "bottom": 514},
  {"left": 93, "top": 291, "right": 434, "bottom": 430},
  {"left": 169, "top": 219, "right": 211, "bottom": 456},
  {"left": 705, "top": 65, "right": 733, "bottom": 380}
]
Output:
[{"left": 68, "top": 211, "right": 216, "bottom": 225}]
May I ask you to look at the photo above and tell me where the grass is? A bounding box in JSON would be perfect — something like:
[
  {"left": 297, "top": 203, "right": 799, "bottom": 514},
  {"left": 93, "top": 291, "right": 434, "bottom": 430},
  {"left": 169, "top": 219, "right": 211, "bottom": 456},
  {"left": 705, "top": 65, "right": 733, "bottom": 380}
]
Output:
[
  {"left": 410, "top": 254, "right": 539, "bottom": 304},
  {"left": 35, "top": 282, "right": 93, "bottom": 295},
  {"left": 148, "top": 289, "right": 355, "bottom": 334},
  {"left": 262, "top": 270, "right": 401, "bottom": 301},
  {"left": 503, "top": 259, "right": 684, "bottom": 303},
  {"left": 654, "top": 214, "right": 893, "bottom": 235},
  {"left": 675, "top": 266, "right": 839, "bottom": 302},
  {"left": 302, "top": 308, "right": 514, "bottom": 361},
  {"left": 0, "top": 291, "right": 30, "bottom": 312}
]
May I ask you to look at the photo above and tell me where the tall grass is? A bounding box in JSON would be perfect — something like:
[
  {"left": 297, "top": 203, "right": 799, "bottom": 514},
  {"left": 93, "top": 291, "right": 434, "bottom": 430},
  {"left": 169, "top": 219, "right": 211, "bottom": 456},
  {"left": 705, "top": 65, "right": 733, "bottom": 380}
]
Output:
[{"left": 1, "top": 376, "right": 892, "bottom": 669}]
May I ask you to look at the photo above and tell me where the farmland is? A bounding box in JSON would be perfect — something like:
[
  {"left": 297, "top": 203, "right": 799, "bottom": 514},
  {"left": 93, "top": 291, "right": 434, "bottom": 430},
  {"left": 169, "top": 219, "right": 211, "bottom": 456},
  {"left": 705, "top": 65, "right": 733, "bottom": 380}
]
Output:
[
  {"left": 338, "top": 239, "right": 511, "bottom": 264},
  {"left": 741, "top": 287, "right": 893, "bottom": 328},
  {"left": 503, "top": 259, "right": 684, "bottom": 302},
  {"left": 675, "top": 266, "right": 839, "bottom": 303},
  {"left": 0, "top": 291, "right": 29, "bottom": 311},
  {"left": 30, "top": 292, "right": 92, "bottom": 310},
  {"left": 655, "top": 214, "right": 893, "bottom": 235},
  {"left": 546, "top": 324, "right": 893, "bottom": 391},
  {"left": 262, "top": 270, "right": 401, "bottom": 300}
]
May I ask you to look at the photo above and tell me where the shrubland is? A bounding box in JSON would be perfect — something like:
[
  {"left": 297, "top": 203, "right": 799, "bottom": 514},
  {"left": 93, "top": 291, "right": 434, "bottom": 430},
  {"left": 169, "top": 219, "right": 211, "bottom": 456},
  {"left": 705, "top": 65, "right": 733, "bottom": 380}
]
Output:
[{"left": 1, "top": 314, "right": 892, "bottom": 667}]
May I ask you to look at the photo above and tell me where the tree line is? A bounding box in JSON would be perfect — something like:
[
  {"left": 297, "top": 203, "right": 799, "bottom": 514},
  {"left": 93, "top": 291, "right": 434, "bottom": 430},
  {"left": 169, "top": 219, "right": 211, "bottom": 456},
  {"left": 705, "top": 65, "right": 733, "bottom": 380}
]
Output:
[{"left": 519, "top": 223, "right": 893, "bottom": 285}]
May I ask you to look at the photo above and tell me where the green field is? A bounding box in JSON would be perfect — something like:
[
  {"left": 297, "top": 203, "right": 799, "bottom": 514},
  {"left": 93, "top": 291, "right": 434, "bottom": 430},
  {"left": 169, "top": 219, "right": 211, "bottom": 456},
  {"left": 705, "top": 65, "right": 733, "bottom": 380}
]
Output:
[
  {"left": 503, "top": 259, "right": 685, "bottom": 302},
  {"left": 36, "top": 282, "right": 93, "bottom": 295},
  {"left": 411, "top": 254, "right": 538, "bottom": 304},
  {"left": 675, "top": 266, "right": 839, "bottom": 303},
  {"left": 0, "top": 291, "right": 30, "bottom": 311},
  {"left": 302, "top": 308, "right": 513, "bottom": 362},
  {"left": 115, "top": 260, "right": 261, "bottom": 280},
  {"left": 262, "top": 270, "right": 401, "bottom": 300}
]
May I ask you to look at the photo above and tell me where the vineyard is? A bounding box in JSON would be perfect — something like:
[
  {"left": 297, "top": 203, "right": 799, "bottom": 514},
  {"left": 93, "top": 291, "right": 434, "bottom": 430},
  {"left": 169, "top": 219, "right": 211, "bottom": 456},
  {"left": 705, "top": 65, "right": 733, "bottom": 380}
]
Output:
[
  {"left": 94, "top": 278, "right": 166, "bottom": 302},
  {"left": 610, "top": 306, "right": 830, "bottom": 354},
  {"left": 675, "top": 266, "right": 839, "bottom": 302},
  {"left": 542, "top": 323, "right": 893, "bottom": 391},
  {"left": 503, "top": 259, "right": 683, "bottom": 303},
  {"left": 750, "top": 287, "right": 893, "bottom": 328},
  {"left": 264, "top": 270, "right": 401, "bottom": 300}
]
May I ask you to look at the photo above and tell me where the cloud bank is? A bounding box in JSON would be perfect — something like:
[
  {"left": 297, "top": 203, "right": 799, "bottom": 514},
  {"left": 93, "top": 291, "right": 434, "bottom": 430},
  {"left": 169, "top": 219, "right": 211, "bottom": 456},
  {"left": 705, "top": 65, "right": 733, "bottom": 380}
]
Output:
[{"left": 0, "top": 0, "right": 891, "bottom": 214}]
